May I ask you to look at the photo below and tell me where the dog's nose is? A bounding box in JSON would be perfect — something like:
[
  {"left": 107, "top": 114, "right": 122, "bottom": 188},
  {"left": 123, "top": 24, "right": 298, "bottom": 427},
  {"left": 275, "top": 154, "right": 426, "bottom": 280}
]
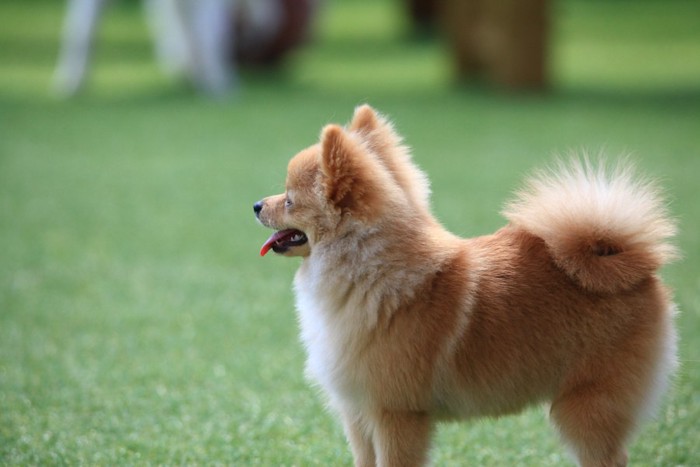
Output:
[{"left": 253, "top": 201, "right": 263, "bottom": 216}]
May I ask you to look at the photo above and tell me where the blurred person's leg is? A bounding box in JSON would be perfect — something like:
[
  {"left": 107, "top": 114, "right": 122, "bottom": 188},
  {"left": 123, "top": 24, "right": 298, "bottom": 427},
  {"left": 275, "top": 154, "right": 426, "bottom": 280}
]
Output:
[
  {"left": 144, "top": 0, "right": 192, "bottom": 79},
  {"left": 184, "top": 0, "right": 237, "bottom": 96},
  {"left": 53, "top": 0, "right": 110, "bottom": 97}
]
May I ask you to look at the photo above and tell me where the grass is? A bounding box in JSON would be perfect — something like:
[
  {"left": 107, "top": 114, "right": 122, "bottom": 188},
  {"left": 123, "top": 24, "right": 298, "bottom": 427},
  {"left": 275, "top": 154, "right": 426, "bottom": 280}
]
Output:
[{"left": 1, "top": 0, "right": 699, "bottom": 464}]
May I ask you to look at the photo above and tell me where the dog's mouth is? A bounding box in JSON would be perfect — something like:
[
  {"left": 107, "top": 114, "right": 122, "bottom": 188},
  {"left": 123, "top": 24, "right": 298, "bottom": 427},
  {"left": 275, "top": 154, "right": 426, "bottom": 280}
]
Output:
[{"left": 260, "top": 229, "right": 308, "bottom": 256}]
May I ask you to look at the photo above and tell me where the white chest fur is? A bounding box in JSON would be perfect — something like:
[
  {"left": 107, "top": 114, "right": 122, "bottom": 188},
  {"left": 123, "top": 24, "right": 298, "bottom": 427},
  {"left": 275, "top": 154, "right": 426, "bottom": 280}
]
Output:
[{"left": 293, "top": 260, "right": 373, "bottom": 407}]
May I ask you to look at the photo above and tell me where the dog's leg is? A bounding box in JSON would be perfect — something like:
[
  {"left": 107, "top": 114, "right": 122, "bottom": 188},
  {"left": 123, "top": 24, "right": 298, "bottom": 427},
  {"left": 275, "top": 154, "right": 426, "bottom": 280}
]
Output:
[
  {"left": 53, "top": 0, "right": 110, "bottom": 97},
  {"left": 372, "top": 410, "right": 433, "bottom": 467},
  {"left": 550, "top": 309, "right": 676, "bottom": 467},
  {"left": 341, "top": 409, "right": 376, "bottom": 467},
  {"left": 550, "top": 384, "right": 632, "bottom": 467}
]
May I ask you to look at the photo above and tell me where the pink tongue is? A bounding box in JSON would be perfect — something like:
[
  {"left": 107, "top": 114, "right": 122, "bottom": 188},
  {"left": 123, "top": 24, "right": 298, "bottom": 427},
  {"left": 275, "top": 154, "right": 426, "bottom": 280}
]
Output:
[{"left": 260, "top": 229, "right": 297, "bottom": 256}]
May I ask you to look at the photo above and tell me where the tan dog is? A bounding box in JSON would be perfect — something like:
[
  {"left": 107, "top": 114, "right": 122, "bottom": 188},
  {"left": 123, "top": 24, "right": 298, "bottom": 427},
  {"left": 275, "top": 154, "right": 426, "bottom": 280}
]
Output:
[{"left": 254, "top": 105, "right": 678, "bottom": 467}]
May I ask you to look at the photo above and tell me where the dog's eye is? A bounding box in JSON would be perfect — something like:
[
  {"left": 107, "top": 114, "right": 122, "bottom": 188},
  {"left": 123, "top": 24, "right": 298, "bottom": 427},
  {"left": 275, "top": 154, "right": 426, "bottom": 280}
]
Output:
[{"left": 285, "top": 198, "right": 293, "bottom": 208}]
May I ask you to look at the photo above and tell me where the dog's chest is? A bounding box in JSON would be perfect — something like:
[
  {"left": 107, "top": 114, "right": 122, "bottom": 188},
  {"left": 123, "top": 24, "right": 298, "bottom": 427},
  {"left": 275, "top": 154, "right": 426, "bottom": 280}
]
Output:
[{"left": 293, "top": 264, "right": 371, "bottom": 403}]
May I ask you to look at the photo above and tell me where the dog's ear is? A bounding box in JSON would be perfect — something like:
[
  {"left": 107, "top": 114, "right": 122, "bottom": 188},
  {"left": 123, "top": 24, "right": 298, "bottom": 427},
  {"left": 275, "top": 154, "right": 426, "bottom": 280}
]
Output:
[
  {"left": 349, "top": 104, "right": 382, "bottom": 135},
  {"left": 320, "top": 124, "right": 384, "bottom": 218},
  {"left": 349, "top": 105, "right": 432, "bottom": 212},
  {"left": 349, "top": 105, "right": 408, "bottom": 162}
]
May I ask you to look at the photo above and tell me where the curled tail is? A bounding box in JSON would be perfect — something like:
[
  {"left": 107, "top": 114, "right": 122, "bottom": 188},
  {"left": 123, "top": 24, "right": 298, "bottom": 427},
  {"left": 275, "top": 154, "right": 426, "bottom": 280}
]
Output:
[{"left": 503, "top": 158, "right": 678, "bottom": 294}]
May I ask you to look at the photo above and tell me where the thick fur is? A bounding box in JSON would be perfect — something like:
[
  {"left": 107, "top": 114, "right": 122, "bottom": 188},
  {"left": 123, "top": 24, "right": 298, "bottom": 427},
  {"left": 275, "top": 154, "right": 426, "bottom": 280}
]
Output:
[{"left": 254, "top": 105, "right": 678, "bottom": 467}]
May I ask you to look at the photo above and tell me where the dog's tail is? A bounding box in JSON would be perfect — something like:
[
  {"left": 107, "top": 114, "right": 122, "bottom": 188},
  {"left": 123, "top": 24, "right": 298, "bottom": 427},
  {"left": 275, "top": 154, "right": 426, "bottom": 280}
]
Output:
[{"left": 503, "top": 158, "right": 678, "bottom": 294}]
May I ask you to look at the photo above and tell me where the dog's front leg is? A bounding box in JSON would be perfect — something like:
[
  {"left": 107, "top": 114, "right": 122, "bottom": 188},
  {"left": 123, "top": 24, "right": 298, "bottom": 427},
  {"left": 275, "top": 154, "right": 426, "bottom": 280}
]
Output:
[
  {"left": 341, "top": 409, "right": 376, "bottom": 467},
  {"left": 372, "top": 410, "right": 433, "bottom": 467}
]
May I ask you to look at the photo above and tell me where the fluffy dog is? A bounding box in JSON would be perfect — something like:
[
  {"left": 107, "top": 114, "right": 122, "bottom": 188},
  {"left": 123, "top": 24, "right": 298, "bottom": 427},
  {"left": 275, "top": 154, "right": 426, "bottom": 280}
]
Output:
[{"left": 254, "top": 105, "right": 678, "bottom": 467}]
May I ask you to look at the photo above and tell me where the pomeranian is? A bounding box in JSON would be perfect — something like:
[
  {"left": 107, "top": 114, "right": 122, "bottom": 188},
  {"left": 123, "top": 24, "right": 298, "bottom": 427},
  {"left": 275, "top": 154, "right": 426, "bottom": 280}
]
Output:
[{"left": 254, "top": 105, "right": 678, "bottom": 467}]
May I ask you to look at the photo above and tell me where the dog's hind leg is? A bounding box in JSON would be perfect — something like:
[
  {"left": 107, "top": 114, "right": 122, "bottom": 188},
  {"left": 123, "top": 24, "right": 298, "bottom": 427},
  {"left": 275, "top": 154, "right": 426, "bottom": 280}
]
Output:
[
  {"left": 550, "top": 380, "right": 636, "bottom": 467},
  {"left": 551, "top": 302, "right": 676, "bottom": 467}
]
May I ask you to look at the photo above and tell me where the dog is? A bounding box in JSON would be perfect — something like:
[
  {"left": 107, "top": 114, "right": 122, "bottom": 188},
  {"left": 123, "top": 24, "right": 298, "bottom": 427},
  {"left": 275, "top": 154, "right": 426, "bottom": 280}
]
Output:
[{"left": 254, "top": 105, "right": 678, "bottom": 466}]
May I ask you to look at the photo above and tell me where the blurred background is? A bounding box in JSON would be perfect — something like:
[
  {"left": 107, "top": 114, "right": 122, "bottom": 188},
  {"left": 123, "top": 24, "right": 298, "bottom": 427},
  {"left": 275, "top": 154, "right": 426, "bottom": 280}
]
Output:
[{"left": 1, "top": 0, "right": 699, "bottom": 464}]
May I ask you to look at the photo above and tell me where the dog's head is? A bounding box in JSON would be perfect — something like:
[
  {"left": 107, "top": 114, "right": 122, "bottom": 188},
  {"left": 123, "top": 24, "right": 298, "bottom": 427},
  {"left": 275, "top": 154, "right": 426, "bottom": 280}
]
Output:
[{"left": 254, "top": 105, "right": 432, "bottom": 257}]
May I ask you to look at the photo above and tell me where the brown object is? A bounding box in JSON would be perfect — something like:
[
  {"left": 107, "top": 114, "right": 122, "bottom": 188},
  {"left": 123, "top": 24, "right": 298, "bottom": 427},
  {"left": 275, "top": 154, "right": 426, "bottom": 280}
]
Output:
[
  {"left": 235, "top": 0, "right": 316, "bottom": 66},
  {"left": 405, "top": 0, "right": 439, "bottom": 30},
  {"left": 439, "top": 0, "right": 549, "bottom": 89}
]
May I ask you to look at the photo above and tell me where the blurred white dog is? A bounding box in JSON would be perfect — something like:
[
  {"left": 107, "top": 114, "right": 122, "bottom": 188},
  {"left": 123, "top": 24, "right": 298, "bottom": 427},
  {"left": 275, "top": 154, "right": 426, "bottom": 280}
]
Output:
[{"left": 53, "top": 0, "right": 317, "bottom": 97}]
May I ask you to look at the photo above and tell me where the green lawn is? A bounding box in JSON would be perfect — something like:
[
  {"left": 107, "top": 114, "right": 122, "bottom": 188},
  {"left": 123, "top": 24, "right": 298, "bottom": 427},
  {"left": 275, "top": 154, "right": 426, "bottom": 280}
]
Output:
[{"left": 1, "top": 0, "right": 699, "bottom": 464}]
